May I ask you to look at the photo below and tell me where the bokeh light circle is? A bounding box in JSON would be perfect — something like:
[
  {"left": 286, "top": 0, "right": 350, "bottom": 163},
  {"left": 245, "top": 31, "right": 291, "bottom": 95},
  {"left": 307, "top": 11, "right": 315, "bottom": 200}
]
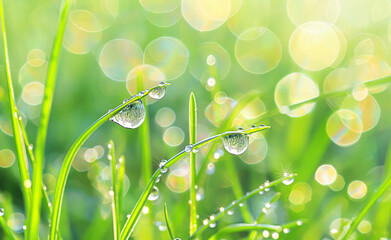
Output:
[
  {"left": 181, "top": 0, "right": 231, "bottom": 32},
  {"left": 26, "top": 49, "right": 46, "bottom": 67},
  {"left": 235, "top": 27, "right": 282, "bottom": 74},
  {"left": 99, "top": 39, "right": 143, "bottom": 81},
  {"left": 205, "top": 97, "right": 236, "bottom": 126},
  {"left": 189, "top": 42, "right": 231, "bottom": 80},
  {"left": 239, "top": 134, "right": 268, "bottom": 164},
  {"left": 287, "top": 0, "right": 340, "bottom": 26},
  {"left": 166, "top": 172, "right": 190, "bottom": 193},
  {"left": 240, "top": 97, "right": 266, "bottom": 119},
  {"left": 340, "top": 94, "right": 380, "bottom": 132},
  {"left": 144, "top": 37, "right": 189, "bottom": 80},
  {"left": 22, "top": 82, "right": 44, "bottom": 105},
  {"left": 274, "top": 73, "right": 319, "bottom": 117},
  {"left": 19, "top": 62, "right": 47, "bottom": 86},
  {"left": 326, "top": 109, "right": 363, "bottom": 147},
  {"left": 330, "top": 218, "right": 351, "bottom": 240},
  {"left": 227, "top": 0, "right": 270, "bottom": 37},
  {"left": 289, "top": 22, "right": 340, "bottom": 71},
  {"left": 323, "top": 68, "right": 353, "bottom": 107},
  {"left": 126, "top": 64, "right": 166, "bottom": 97},
  {"left": 348, "top": 180, "right": 367, "bottom": 199},
  {"left": 155, "top": 107, "right": 176, "bottom": 128},
  {"left": 357, "top": 220, "right": 371, "bottom": 234},
  {"left": 0, "top": 149, "right": 16, "bottom": 168},
  {"left": 139, "top": 0, "right": 180, "bottom": 14},
  {"left": 144, "top": 8, "right": 181, "bottom": 27},
  {"left": 315, "top": 164, "right": 337, "bottom": 185},
  {"left": 163, "top": 126, "right": 185, "bottom": 146},
  {"left": 73, "top": 0, "right": 118, "bottom": 31}
]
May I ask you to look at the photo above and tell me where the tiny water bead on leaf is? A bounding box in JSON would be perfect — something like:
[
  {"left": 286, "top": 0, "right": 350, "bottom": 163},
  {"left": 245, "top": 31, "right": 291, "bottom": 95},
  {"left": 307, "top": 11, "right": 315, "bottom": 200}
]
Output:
[
  {"left": 0, "top": 208, "right": 4, "bottom": 216},
  {"left": 148, "top": 84, "right": 166, "bottom": 100},
  {"left": 221, "top": 133, "right": 249, "bottom": 155},
  {"left": 148, "top": 186, "right": 159, "bottom": 201},
  {"left": 110, "top": 99, "right": 145, "bottom": 129},
  {"left": 159, "top": 159, "right": 168, "bottom": 173}
]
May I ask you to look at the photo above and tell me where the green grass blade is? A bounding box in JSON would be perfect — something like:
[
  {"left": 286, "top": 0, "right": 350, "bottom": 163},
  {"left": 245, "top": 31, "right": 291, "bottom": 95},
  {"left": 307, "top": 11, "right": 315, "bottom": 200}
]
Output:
[
  {"left": 341, "top": 174, "right": 391, "bottom": 240},
  {"left": 49, "top": 84, "right": 168, "bottom": 240},
  {"left": 189, "top": 174, "right": 296, "bottom": 239},
  {"left": 248, "top": 192, "right": 281, "bottom": 240},
  {"left": 0, "top": 0, "right": 32, "bottom": 224},
  {"left": 29, "top": 0, "right": 72, "bottom": 238},
  {"left": 189, "top": 92, "right": 197, "bottom": 234},
  {"left": 117, "top": 155, "right": 125, "bottom": 225},
  {"left": 0, "top": 213, "right": 19, "bottom": 240},
  {"left": 136, "top": 72, "right": 152, "bottom": 184},
  {"left": 164, "top": 204, "right": 175, "bottom": 240},
  {"left": 108, "top": 140, "right": 120, "bottom": 240},
  {"left": 120, "top": 126, "right": 270, "bottom": 239}
]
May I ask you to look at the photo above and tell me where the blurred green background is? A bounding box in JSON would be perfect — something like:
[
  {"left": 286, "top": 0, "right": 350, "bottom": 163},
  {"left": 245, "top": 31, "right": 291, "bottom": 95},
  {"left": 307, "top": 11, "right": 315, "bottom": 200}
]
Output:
[{"left": 1, "top": 0, "right": 391, "bottom": 239}]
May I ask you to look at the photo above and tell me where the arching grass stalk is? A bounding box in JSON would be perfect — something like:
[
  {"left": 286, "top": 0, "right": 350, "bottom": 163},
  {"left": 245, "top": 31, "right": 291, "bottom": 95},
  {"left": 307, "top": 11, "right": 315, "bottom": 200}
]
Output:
[
  {"left": 0, "top": 0, "right": 32, "bottom": 223},
  {"left": 209, "top": 220, "right": 304, "bottom": 240},
  {"left": 0, "top": 213, "right": 19, "bottom": 240},
  {"left": 30, "top": 0, "right": 72, "bottom": 238},
  {"left": 248, "top": 192, "right": 281, "bottom": 240},
  {"left": 189, "top": 92, "right": 197, "bottom": 234},
  {"left": 164, "top": 204, "right": 175, "bottom": 240},
  {"left": 49, "top": 83, "right": 170, "bottom": 240},
  {"left": 341, "top": 173, "right": 391, "bottom": 240},
  {"left": 108, "top": 140, "right": 120, "bottom": 240},
  {"left": 17, "top": 117, "right": 52, "bottom": 216},
  {"left": 119, "top": 125, "right": 270, "bottom": 240},
  {"left": 189, "top": 174, "right": 297, "bottom": 239}
]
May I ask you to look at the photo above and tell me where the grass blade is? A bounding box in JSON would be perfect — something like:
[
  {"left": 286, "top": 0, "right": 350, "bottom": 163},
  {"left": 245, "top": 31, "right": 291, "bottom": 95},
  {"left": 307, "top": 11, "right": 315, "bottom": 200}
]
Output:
[
  {"left": 117, "top": 155, "right": 125, "bottom": 225},
  {"left": 49, "top": 84, "right": 168, "bottom": 240},
  {"left": 189, "top": 92, "right": 197, "bottom": 234},
  {"left": 248, "top": 192, "right": 281, "bottom": 240},
  {"left": 136, "top": 72, "right": 152, "bottom": 184},
  {"left": 164, "top": 204, "right": 175, "bottom": 240},
  {"left": 120, "top": 126, "right": 270, "bottom": 239},
  {"left": 29, "top": 0, "right": 72, "bottom": 238},
  {"left": 189, "top": 174, "right": 296, "bottom": 239},
  {"left": 0, "top": 0, "right": 32, "bottom": 224},
  {"left": 341, "top": 174, "right": 391, "bottom": 240},
  {"left": 0, "top": 213, "right": 19, "bottom": 240},
  {"left": 108, "top": 140, "right": 120, "bottom": 240}
]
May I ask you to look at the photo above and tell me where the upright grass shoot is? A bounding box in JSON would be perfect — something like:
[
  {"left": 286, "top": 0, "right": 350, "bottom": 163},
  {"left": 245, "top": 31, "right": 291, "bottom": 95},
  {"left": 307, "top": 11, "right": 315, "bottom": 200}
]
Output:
[
  {"left": 108, "top": 140, "right": 120, "bottom": 240},
  {"left": 189, "top": 92, "right": 197, "bottom": 235}
]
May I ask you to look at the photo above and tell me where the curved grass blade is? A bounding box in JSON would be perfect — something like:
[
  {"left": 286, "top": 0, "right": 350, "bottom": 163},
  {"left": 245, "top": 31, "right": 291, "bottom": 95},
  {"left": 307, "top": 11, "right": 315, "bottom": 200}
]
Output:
[
  {"left": 341, "top": 173, "right": 391, "bottom": 240},
  {"left": 119, "top": 125, "right": 270, "bottom": 240},
  {"left": 0, "top": 0, "right": 32, "bottom": 225},
  {"left": 49, "top": 84, "right": 169, "bottom": 240},
  {"left": 248, "top": 192, "right": 281, "bottom": 240},
  {"left": 108, "top": 141, "right": 120, "bottom": 240},
  {"left": 209, "top": 220, "right": 304, "bottom": 240},
  {"left": 30, "top": 0, "right": 72, "bottom": 238},
  {"left": 164, "top": 204, "right": 175, "bottom": 240},
  {"left": 189, "top": 92, "right": 197, "bottom": 234},
  {"left": 189, "top": 174, "right": 296, "bottom": 239},
  {"left": 0, "top": 213, "right": 19, "bottom": 240}
]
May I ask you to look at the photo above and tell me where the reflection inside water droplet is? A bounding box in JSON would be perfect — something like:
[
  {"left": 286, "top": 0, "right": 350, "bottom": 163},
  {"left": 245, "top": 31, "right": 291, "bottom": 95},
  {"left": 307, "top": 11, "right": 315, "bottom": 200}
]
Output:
[
  {"left": 149, "top": 86, "right": 166, "bottom": 100},
  {"left": 221, "top": 133, "right": 249, "bottom": 155},
  {"left": 110, "top": 100, "right": 145, "bottom": 129},
  {"left": 148, "top": 186, "right": 159, "bottom": 201}
]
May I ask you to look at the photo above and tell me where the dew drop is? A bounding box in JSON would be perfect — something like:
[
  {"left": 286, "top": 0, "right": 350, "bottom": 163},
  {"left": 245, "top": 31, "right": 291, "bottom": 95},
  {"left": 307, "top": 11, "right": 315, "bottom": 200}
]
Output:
[
  {"left": 238, "top": 127, "right": 243, "bottom": 131},
  {"left": 209, "top": 222, "right": 216, "bottom": 228},
  {"left": 0, "top": 208, "right": 4, "bottom": 216},
  {"left": 283, "top": 228, "right": 290, "bottom": 234},
  {"left": 227, "top": 210, "right": 234, "bottom": 215},
  {"left": 148, "top": 186, "right": 159, "bottom": 201},
  {"left": 159, "top": 160, "right": 168, "bottom": 173},
  {"left": 265, "top": 203, "right": 271, "bottom": 208},
  {"left": 203, "top": 219, "right": 209, "bottom": 225},
  {"left": 221, "top": 133, "right": 249, "bottom": 155},
  {"left": 110, "top": 100, "right": 145, "bottom": 129},
  {"left": 239, "top": 203, "right": 244, "bottom": 207},
  {"left": 185, "top": 145, "right": 193, "bottom": 153},
  {"left": 174, "top": 238, "right": 181, "bottom": 240},
  {"left": 219, "top": 207, "right": 224, "bottom": 212},
  {"left": 272, "top": 232, "right": 279, "bottom": 239},
  {"left": 149, "top": 86, "right": 166, "bottom": 100},
  {"left": 28, "top": 144, "right": 33, "bottom": 151},
  {"left": 207, "top": 163, "right": 215, "bottom": 175},
  {"left": 262, "top": 230, "right": 270, "bottom": 238},
  {"left": 23, "top": 225, "right": 27, "bottom": 230},
  {"left": 251, "top": 125, "right": 256, "bottom": 128},
  {"left": 209, "top": 214, "right": 215, "bottom": 220},
  {"left": 192, "top": 148, "right": 199, "bottom": 153},
  {"left": 283, "top": 177, "right": 294, "bottom": 185}
]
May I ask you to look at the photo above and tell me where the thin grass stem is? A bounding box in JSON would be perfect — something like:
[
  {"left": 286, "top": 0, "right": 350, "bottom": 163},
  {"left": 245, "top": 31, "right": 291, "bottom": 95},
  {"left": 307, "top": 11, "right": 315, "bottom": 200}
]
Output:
[{"left": 189, "top": 92, "right": 197, "bottom": 234}]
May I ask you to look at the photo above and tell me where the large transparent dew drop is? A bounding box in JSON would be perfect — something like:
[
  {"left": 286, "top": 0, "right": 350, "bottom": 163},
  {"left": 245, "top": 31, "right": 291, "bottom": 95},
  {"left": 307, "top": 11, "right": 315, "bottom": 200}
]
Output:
[
  {"left": 221, "top": 133, "right": 249, "bottom": 155},
  {"left": 148, "top": 186, "right": 159, "bottom": 201},
  {"left": 148, "top": 86, "right": 166, "bottom": 100},
  {"left": 110, "top": 100, "right": 145, "bottom": 129}
]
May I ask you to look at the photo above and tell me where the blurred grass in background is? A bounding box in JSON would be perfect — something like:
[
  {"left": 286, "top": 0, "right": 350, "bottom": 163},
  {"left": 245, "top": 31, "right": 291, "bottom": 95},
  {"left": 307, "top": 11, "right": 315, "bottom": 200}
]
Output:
[{"left": 1, "top": 0, "right": 391, "bottom": 239}]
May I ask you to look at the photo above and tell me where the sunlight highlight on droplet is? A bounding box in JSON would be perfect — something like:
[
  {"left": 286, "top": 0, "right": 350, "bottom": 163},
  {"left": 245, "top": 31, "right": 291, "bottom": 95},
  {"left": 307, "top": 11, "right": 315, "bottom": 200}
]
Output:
[
  {"left": 275, "top": 73, "right": 319, "bottom": 117},
  {"left": 235, "top": 27, "right": 282, "bottom": 74},
  {"left": 289, "top": 22, "right": 340, "bottom": 71}
]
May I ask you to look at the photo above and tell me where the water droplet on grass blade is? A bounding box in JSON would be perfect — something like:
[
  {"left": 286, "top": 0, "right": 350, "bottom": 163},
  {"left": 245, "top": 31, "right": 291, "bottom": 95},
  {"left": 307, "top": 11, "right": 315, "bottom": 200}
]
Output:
[
  {"left": 227, "top": 210, "right": 234, "bottom": 215},
  {"left": 159, "top": 160, "right": 168, "bottom": 173},
  {"left": 221, "top": 133, "right": 249, "bottom": 155},
  {"left": 0, "top": 208, "right": 4, "bottom": 216},
  {"left": 185, "top": 145, "right": 192, "bottom": 152},
  {"left": 110, "top": 100, "right": 145, "bottom": 129},
  {"left": 209, "top": 222, "right": 216, "bottom": 228},
  {"left": 148, "top": 186, "right": 159, "bottom": 201},
  {"left": 149, "top": 86, "right": 166, "bottom": 99}
]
